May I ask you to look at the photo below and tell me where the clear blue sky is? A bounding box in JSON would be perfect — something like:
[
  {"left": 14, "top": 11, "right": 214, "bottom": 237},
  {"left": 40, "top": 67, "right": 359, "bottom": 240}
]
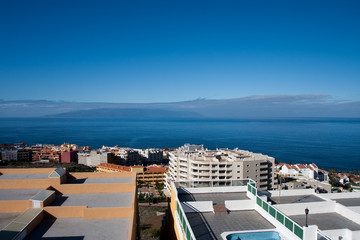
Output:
[{"left": 1, "top": 0, "right": 359, "bottom": 103}]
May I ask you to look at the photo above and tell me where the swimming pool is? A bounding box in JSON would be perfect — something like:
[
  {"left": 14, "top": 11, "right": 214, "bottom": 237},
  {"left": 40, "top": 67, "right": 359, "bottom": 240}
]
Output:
[{"left": 226, "top": 231, "right": 281, "bottom": 240}]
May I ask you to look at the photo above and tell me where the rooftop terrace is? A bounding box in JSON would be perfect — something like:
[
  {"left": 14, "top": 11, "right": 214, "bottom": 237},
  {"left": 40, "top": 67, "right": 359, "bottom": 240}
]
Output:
[
  {"left": 186, "top": 210, "right": 275, "bottom": 240},
  {"left": 290, "top": 212, "right": 360, "bottom": 231}
]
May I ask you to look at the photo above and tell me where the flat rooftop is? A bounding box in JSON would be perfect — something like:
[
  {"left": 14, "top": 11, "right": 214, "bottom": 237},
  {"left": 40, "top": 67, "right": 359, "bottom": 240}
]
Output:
[
  {"left": 0, "top": 174, "right": 49, "bottom": 180},
  {"left": 25, "top": 217, "right": 130, "bottom": 240},
  {"left": 0, "top": 189, "right": 43, "bottom": 201},
  {"left": 290, "top": 213, "right": 360, "bottom": 231},
  {"left": 0, "top": 212, "right": 21, "bottom": 230},
  {"left": 178, "top": 192, "right": 249, "bottom": 204},
  {"left": 186, "top": 210, "right": 275, "bottom": 240},
  {"left": 66, "top": 177, "right": 134, "bottom": 184},
  {"left": 50, "top": 192, "right": 133, "bottom": 207},
  {"left": 334, "top": 198, "right": 360, "bottom": 207},
  {"left": 270, "top": 195, "right": 325, "bottom": 204}
]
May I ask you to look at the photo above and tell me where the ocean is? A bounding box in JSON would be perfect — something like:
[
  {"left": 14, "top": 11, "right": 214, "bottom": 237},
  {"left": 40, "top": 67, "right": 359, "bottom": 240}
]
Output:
[{"left": 0, "top": 118, "right": 359, "bottom": 171}]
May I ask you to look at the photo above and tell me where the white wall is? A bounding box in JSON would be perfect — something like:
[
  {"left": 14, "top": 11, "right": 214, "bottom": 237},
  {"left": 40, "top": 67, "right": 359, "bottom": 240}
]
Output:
[
  {"left": 177, "top": 186, "right": 247, "bottom": 194},
  {"left": 275, "top": 201, "right": 337, "bottom": 216},
  {"left": 335, "top": 203, "right": 360, "bottom": 225},
  {"left": 225, "top": 200, "right": 254, "bottom": 211},
  {"left": 255, "top": 204, "right": 301, "bottom": 240},
  {"left": 323, "top": 229, "right": 352, "bottom": 240},
  {"left": 269, "top": 189, "right": 315, "bottom": 197},
  {"left": 181, "top": 201, "right": 213, "bottom": 213},
  {"left": 322, "top": 192, "right": 360, "bottom": 200}
]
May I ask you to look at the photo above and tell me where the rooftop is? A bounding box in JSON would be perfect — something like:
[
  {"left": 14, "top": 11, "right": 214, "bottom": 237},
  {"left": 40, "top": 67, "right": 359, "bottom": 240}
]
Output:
[
  {"left": 0, "top": 189, "right": 43, "bottom": 201},
  {"left": 25, "top": 217, "right": 130, "bottom": 240},
  {"left": 269, "top": 195, "right": 325, "bottom": 204},
  {"left": 66, "top": 177, "right": 134, "bottom": 184},
  {"left": 178, "top": 192, "right": 249, "bottom": 203},
  {"left": 0, "top": 213, "right": 21, "bottom": 230},
  {"left": 290, "top": 212, "right": 360, "bottom": 231},
  {"left": 50, "top": 192, "right": 133, "bottom": 208},
  {"left": 0, "top": 174, "right": 49, "bottom": 180},
  {"left": 186, "top": 210, "right": 275, "bottom": 240}
]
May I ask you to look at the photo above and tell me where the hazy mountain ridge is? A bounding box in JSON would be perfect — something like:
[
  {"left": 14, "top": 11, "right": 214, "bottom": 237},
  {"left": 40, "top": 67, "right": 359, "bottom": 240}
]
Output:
[{"left": 0, "top": 95, "right": 359, "bottom": 118}]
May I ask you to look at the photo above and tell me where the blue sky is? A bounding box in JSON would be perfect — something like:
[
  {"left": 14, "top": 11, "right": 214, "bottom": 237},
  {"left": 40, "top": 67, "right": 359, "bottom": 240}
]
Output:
[{"left": 1, "top": 1, "right": 360, "bottom": 103}]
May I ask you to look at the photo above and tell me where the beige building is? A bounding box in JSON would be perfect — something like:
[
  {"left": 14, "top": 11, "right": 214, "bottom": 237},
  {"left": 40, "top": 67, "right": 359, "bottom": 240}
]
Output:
[
  {"left": 165, "top": 147, "right": 276, "bottom": 191},
  {"left": 0, "top": 167, "right": 137, "bottom": 240}
]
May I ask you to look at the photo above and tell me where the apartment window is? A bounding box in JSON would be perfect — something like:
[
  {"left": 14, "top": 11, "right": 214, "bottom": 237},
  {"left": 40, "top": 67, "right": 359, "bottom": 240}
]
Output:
[
  {"left": 237, "top": 177, "right": 240, "bottom": 179},
  {"left": 256, "top": 164, "right": 258, "bottom": 166},
  {"left": 237, "top": 171, "right": 240, "bottom": 173},
  {"left": 237, "top": 165, "right": 240, "bottom": 167},
  {"left": 247, "top": 170, "right": 249, "bottom": 173},
  {"left": 255, "top": 175, "right": 258, "bottom": 177},
  {"left": 247, "top": 164, "right": 249, "bottom": 167},
  {"left": 256, "top": 169, "right": 258, "bottom": 172}
]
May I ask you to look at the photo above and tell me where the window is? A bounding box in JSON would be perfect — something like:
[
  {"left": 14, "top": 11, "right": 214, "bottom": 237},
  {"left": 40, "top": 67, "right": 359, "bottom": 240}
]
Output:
[
  {"left": 237, "top": 177, "right": 240, "bottom": 179},
  {"left": 237, "top": 165, "right": 240, "bottom": 167},
  {"left": 256, "top": 163, "right": 258, "bottom": 166},
  {"left": 247, "top": 164, "right": 249, "bottom": 167},
  {"left": 247, "top": 170, "right": 249, "bottom": 173},
  {"left": 255, "top": 175, "right": 258, "bottom": 177},
  {"left": 237, "top": 171, "right": 240, "bottom": 173}
]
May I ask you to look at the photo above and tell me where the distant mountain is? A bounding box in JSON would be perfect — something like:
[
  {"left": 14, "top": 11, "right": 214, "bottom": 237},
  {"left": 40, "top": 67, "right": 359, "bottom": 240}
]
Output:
[
  {"left": 0, "top": 95, "right": 359, "bottom": 118},
  {"left": 47, "top": 108, "right": 202, "bottom": 119}
]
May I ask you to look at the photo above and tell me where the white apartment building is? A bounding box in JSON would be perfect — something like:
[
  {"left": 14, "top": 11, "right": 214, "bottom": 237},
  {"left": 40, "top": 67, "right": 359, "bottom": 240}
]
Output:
[{"left": 165, "top": 147, "right": 276, "bottom": 191}]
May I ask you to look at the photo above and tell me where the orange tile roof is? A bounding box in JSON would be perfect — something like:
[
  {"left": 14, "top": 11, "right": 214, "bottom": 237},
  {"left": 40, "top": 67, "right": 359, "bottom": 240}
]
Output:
[
  {"left": 97, "top": 163, "right": 131, "bottom": 172},
  {"left": 144, "top": 165, "right": 169, "bottom": 173}
]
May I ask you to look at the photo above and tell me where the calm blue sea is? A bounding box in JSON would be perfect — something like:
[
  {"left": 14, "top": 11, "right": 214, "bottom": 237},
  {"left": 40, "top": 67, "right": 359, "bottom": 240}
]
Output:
[{"left": 0, "top": 118, "right": 359, "bottom": 171}]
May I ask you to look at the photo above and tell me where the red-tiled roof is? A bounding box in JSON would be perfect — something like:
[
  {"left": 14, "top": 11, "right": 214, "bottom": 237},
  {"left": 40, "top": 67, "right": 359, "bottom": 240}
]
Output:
[
  {"left": 295, "top": 164, "right": 307, "bottom": 169},
  {"left": 144, "top": 165, "right": 169, "bottom": 173},
  {"left": 97, "top": 163, "right": 131, "bottom": 172}
]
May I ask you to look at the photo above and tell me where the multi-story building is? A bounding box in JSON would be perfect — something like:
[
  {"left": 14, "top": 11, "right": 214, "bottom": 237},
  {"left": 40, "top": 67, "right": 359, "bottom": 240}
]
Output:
[
  {"left": 117, "top": 148, "right": 142, "bottom": 166},
  {"left": 96, "top": 163, "right": 169, "bottom": 185},
  {"left": 1, "top": 150, "right": 18, "bottom": 161},
  {"left": 165, "top": 147, "right": 276, "bottom": 191},
  {"left": 60, "top": 149, "right": 78, "bottom": 163},
  {"left": 0, "top": 167, "right": 137, "bottom": 240},
  {"left": 31, "top": 145, "right": 62, "bottom": 162},
  {"left": 17, "top": 148, "right": 32, "bottom": 162},
  {"left": 77, "top": 150, "right": 113, "bottom": 167},
  {"left": 136, "top": 149, "right": 163, "bottom": 164}
]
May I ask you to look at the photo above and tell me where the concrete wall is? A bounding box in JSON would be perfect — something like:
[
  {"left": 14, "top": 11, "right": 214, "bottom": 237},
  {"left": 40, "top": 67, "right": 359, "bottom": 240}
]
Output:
[
  {"left": 225, "top": 199, "right": 255, "bottom": 211},
  {"left": 268, "top": 189, "right": 315, "bottom": 197},
  {"left": 275, "top": 201, "right": 337, "bottom": 216},
  {"left": 177, "top": 186, "right": 247, "bottom": 194},
  {"left": 44, "top": 206, "right": 86, "bottom": 218},
  {"left": 335, "top": 203, "right": 360, "bottom": 225},
  {"left": 181, "top": 201, "right": 213, "bottom": 213},
  {"left": 0, "top": 200, "right": 32, "bottom": 212}
]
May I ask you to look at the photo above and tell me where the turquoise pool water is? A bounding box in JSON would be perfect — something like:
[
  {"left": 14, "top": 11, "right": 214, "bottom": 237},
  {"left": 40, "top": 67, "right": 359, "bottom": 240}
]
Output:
[{"left": 226, "top": 231, "right": 281, "bottom": 240}]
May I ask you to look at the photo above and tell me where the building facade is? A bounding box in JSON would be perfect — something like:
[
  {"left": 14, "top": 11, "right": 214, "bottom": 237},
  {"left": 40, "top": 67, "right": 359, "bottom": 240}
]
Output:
[{"left": 165, "top": 147, "right": 276, "bottom": 191}]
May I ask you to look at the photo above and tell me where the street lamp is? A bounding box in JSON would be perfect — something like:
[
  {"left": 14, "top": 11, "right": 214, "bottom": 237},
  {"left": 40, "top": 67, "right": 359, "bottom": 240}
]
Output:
[{"left": 305, "top": 208, "right": 309, "bottom": 227}]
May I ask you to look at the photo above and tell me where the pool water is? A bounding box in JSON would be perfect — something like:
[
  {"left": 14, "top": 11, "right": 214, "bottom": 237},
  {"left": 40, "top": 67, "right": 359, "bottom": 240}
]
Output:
[{"left": 226, "top": 231, "right": 281, "bottom": 240}]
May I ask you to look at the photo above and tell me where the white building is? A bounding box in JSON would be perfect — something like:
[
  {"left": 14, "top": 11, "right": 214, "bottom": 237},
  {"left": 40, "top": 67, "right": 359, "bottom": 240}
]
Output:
[{"left": 165, "top": 146, "right": 276, "bottom": 191}]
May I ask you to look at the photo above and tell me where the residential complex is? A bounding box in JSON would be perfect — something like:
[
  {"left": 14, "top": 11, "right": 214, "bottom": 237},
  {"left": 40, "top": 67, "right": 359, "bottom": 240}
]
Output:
[
  {"left": 0, "top": 167, "right": 137, "bottom": 240},
  {"left": 165, "top": 146, "right": 276, "bottom": 191},
  {"left": 96, "top": 163, "right": 169, "bottom": 185}
]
